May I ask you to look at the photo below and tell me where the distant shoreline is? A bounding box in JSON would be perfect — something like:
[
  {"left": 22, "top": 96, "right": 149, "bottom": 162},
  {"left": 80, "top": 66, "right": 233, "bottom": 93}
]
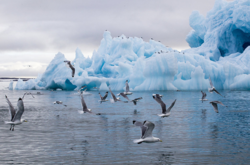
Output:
[{"left": 0, "top": 77, "right": 32, "bottom": 81}]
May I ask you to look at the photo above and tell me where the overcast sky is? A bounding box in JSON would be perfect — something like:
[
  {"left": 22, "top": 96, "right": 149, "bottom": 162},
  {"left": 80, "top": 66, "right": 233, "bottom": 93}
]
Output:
[{"left": 0, "top": 0, "right": 220, "bottom": 77}]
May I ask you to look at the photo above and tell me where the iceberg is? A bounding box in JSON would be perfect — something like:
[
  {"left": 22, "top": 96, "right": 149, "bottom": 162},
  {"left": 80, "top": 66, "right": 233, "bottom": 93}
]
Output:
[{"left": 14, "top": 0, "right": 250, "bottom": 91}]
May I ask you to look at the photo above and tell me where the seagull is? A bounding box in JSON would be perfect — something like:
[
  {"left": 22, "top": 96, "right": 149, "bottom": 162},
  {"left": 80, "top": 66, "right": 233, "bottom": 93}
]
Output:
[
  {"left": 117, "top": 80, "right": 133, "bottom": 96},
  {"left": 153, "top": 94, "right": 176, "bottom": 117},
  {"left": 208, "top": 76, "right": 224, "bottom": 97},
  {"left": 131, "top": 97, "right": 143, "bottom": 105},
  {"left": 64, "top": 60, "right": 75, "bottom": 77},
  {"left": 23, "top": 92, "right": 35, "bottom": 99},
  {"left": 99, "top": 91, "right": 109, "bottom": 103},
  {"left": 200, "top": 91, "right": 207, "bottom": 103},
  {"left": 53, "top": 101, "right": 67, "bottom": 107},
  {"left": 133, "top": 120, "right": 162, "bottom": 144},
  {"left": 5, "top": 95, "right": 27, "bottom": 131},
  {"left": 109, "top": 88, "right": 121, "bottom": 103},
  {"left": 209, "top": 101, "right": 226, "bottom": 113},
  {"left": 80, "top": 94, "right": 92, "bottom": 113}
]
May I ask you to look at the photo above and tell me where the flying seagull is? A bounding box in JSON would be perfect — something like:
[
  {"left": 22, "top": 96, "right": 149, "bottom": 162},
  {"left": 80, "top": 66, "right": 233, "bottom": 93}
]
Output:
[
  {"left": 5, "top": 95, "right": 27, "bottom": 131},
  {"left": 153, "top": 94, "right": 176, "bottom": 117},
  {"left": 64, "top": 60, "right": 75, "bottom": 77},
  {"left": 22, "top": 92, "right": 35, "bottom": 99},
  {"left": 131, "top": 97, "right": 143, "bottom": 105},
  {"left": 53, "top": 101, "right": 67, "bottom": 107},
  {"left": 133, "top": 120, "right": 162, "bottom": 144},
  {"left": 80, "top": 94, "right": 92, "bottom": 113},
  {"left": 99, "top": 91, "right": 109, "bottom": 103},
  {"left": 209, "top": 101, "right": 226, "bottom": 113},
  {"left": 208, "top": 76, "right": 224, "bottom": 97},
  {"left": 117, "top": 80, "right": 133, "bottom": 96},
  {"left": 200, "top": 91, "right": 207, "bottom": 103}
]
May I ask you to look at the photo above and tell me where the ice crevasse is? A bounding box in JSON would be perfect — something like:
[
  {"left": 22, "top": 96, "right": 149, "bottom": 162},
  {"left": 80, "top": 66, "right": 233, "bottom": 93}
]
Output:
[{"left": 15, "top": 0, "right": 250, "bottom": 91}]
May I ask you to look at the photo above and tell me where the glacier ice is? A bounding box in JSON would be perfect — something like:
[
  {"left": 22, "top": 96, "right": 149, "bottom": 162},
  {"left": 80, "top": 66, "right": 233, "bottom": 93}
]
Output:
[{"left": 14, "top": 0, "right": 250, "bottom": 91}]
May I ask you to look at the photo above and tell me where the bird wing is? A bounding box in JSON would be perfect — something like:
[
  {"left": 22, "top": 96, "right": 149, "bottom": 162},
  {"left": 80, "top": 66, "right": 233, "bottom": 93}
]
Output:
[
  {"left": 5, "top": 95, "right": 16, "bottom": 121},
  {"left": 201, "top": 91, "right": 206, "bottom": 100},
  {"left": 119, "top": 93, "right": 130, "bottom": 101},
  {"left": 142, "top": 121, "right": 155, "bottom": 138},
  {"left": 213, "top": 89, "right": 224, "bottom": 97},
  {"left": 134, "top": 97, "right": 142, "bottom": 101},
  {"left": 22, "top": 92, "right": 27, "bottom": 99},
  {"left": 212, "top": 101, "right": 225, "bottom": 106},
  {"left": 99, "top": 93, "right": 103, "bottom": 100},
  {"left": 153, "top": 94, "right": 166, "bottom": 113},
  {"left": 80, "top": 94, "right": 89, "bottom": 112},
  {"left": 71, "top": 67, "right": 75, "bottom": 77},
  {"left": 209, "top": 76, "right": 214, "bottom": 88},
  {"left": 125, "top": 81, "right": 129, "bottom": 92},
  {"left": 109, "top": 88, "right": 117, "bottom": 101},
  {"left": 166, "top": 99, "right": 177, "bottom": 113},
  {"left": 12, "top": 99, "right": 24, "bottom": 122},
  {"left": 210, "top": 102, "right": 219, "bottom": 113},
  {"left": 102, "top": 92, "right": 108, "bottom": 100},
  {"left": 153, "top": 94, "right": 163, "bottom": 104},
  {"left": 133, "top": 120, "right": 147, "bottom": 139}
]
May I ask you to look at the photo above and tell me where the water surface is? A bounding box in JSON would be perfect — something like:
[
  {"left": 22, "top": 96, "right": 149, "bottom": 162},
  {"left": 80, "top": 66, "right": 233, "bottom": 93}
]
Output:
[{"left": 0, "top": 85, "right": 250, "bottom": 164}]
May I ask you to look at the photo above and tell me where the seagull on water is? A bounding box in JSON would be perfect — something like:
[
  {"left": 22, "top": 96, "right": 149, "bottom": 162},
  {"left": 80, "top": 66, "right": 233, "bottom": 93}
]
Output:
[
  {"left": 133, "top": 120, "right": 162, "bottom": 144},
  {"left": 153, "top": 94, "right": 176, "bottom": 117},
  {"left": 64, "top": 60, "right": 75, "bottom": 77},
  {"left": 117, "top": 80, "right": 133, "bottom": 96},
  {"left": 200, "top": 91, "right": 207, "bottom": 103},
  {"left": 53, "top": 101, "right": 67, "bottom": 107},
  {"left": 208, "top": 76, "right": 224, "bottom": 97},
  {"left": 5, "top": 95, "right": 27, "bottom": 131},
  {"left": 209, "top": 101, "right": 226, "bottom": 113},
  {"left": 99, "top": 91, "right": 109, "bottom": 103}
]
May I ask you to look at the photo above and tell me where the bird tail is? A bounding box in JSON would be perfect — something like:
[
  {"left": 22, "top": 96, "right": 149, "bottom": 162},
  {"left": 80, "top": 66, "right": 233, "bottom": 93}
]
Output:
[{"left": 133, "top": 139, "right": 143, "bottom": 144}]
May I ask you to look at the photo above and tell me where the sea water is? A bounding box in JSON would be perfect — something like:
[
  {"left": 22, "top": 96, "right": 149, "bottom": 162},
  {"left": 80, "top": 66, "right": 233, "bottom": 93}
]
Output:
[{"left": 0, "top": 82, "right": 250, "bottom": 164}]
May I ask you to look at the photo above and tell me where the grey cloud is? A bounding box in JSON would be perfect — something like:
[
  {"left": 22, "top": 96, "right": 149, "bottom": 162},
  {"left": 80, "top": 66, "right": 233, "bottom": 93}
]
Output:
[{"left": 0, "top": 0, "right": 216, "bottom": 55}]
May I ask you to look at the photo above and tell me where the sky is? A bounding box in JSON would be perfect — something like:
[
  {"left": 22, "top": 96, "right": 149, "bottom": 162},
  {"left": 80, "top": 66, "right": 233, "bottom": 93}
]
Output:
[{"left": 0, "top": 0, "right": 221, "bottom": 77}]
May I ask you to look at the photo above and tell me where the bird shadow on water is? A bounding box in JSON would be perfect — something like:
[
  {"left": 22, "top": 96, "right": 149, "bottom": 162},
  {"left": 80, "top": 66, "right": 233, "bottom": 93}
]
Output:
[
  {"left": 210, "top": 124, "right": 219, "bottom": 139},
  {"left": 152, "top": 150, "right": 175, "bottom": 165},
  {"left": 201, "top": 109, "right": 207, "bottom": 120}
]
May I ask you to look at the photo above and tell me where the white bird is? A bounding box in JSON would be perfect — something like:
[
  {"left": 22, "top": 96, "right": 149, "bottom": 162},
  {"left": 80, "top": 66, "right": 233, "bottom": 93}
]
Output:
[
  {"left": 64, "top": 60, "right": 75, "bottom": 77},
  {"left": 153, "top": 94, "right": 176, "bottom": 117},
  {"left": 99, "top": 91, "right": 109, "bottom": 103},
  {"left": 5, "top": 95, "right": 27, "bottom": 131},
  {"left": 80, "top": 94, "right": 92, "bottom": 113},
  {"left": 117, "top": 80, "right": 133, "bottom": 96},
  {"left": 53, "top": 101, "right": 67, "bottom": 107},
  {"left": 208, "top": 76, "right": 224, "bottom": 97},
  {"left": 209, "top": 101, "right": 226, "bottom": 113},
  {"left": 200, "top": 91, "right": 207, "bottom": 103},
  {"left": 133, "top": 120, "right": 162, "bottom": 144}
]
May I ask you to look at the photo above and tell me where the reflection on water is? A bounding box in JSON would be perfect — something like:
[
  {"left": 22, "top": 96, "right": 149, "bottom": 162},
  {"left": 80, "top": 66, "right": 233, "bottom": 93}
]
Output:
[{"left": 0, "top": 89, "right": 250, "bottom": 164}]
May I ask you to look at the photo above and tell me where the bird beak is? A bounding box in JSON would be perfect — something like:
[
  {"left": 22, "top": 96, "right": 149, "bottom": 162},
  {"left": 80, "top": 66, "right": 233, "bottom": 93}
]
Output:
[
  {"left": 159, "top": 140, "right": 162, "bottom": 142},
  {"left": 24, "top": 120, "right": 28, "bottom": 122}
]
